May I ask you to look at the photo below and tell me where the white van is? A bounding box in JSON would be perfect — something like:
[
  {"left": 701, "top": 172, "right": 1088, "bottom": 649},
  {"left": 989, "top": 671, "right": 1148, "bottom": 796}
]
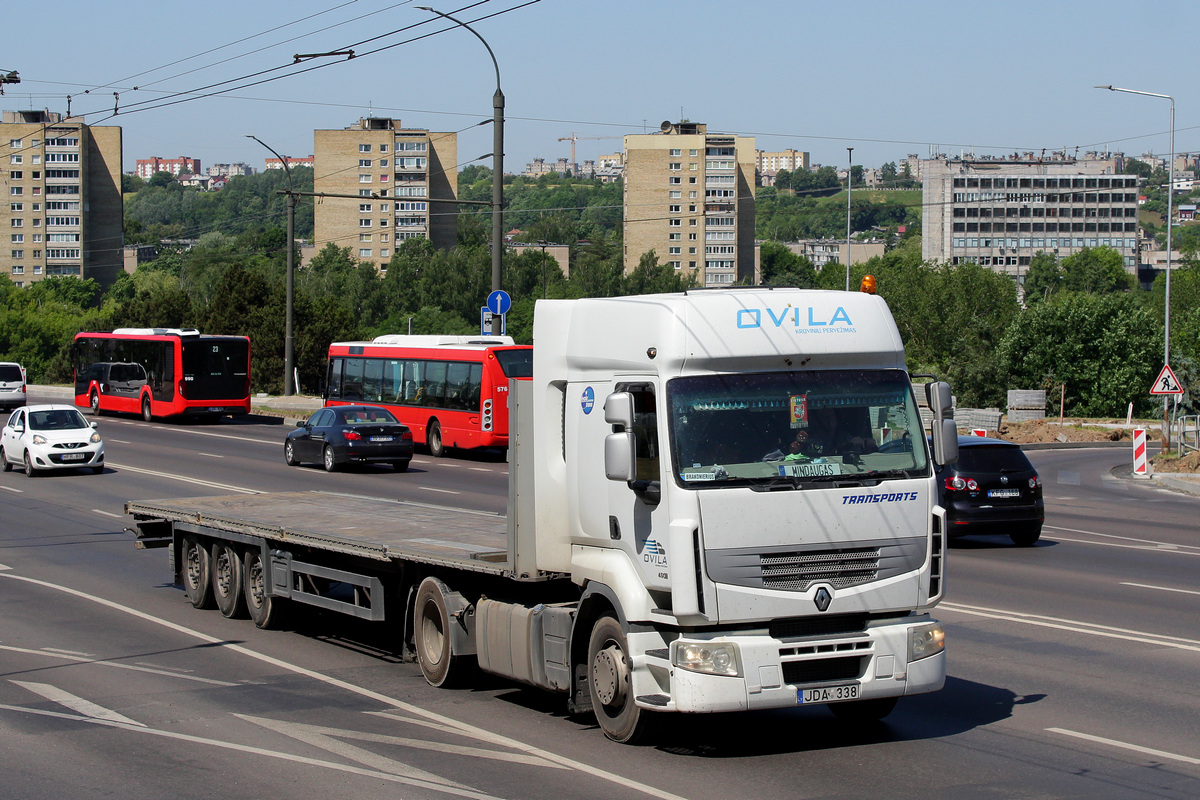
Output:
[{"left": 0, "top": 362, "right": 26, "bottom": 411}]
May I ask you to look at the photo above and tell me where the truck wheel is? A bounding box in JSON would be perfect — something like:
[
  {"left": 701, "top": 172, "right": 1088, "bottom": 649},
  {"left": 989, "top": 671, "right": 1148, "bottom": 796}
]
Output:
[
  {"left": 211, "top": 542, "right": 247, "bottom": 619},
  {"left": 413, "top": 577, "right": 462, "bottom": 687},
  {"left": 323, "top": 445, "right": 338, "bottom": 473},
  {"left": 142, "top": 397, "right": 153, "bottom": 422},
  {"left": 182, "top": 536, "right": 215, "bottom": 609},
  {"left": 427, "top": 421, "right": 445, "bottom": 457},
  {"left": 90, "top": 391, "right": 103, "bottom": 416},
  {"left": 587, "top": 615, "right": 655, "bottom": 744},
  {"left": 0, "top": 445, "right": 10, "bottom": 472},
  {"left": 829, "top": 696, "right": 898, "bottom": 722},
  {"left": 242, "top": 548, "right": 283, "bottom": 629}
]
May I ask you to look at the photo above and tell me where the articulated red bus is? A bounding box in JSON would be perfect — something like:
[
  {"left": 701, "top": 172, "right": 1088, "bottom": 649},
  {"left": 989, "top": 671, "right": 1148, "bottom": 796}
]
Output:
[
  {"left": 73, "top": 329, "right": 251, "bottom": 421},
  {"left": 324, "top": 335, "right": 532, "bottom": 455}
]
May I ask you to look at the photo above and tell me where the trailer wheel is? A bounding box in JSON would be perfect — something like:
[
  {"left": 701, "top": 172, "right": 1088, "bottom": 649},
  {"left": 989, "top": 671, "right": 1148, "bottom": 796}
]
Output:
[
  {"left": 182, "top": 536, "right": 215, "bottom": 609},
  {"left": 243, "top": 548, "right": 283, "bottom": 629},
  {"left": 211, "top": 542, "right": 246, "bottom": 618},
  {"left": 587, "top": 615, "right": 655, "bottom": 743},
  {"left": 828, "top": 696, "right": 898, "bottom": 722},
  {"left": 414, "top": 577, "right": 462, "bottom": 687}
]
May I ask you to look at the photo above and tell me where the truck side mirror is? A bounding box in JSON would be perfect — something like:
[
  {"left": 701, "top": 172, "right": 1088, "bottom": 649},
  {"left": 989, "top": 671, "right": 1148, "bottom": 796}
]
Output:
[
  {"left": 925, "top": 381, "right": 953, "bottom": 418},
  {"left": 604, "top": 431, "right": 636, "bottom": 481},
  {"left": 604, "top": 391, "right": 635, "bottom": 429},
  {"left": 930, "top": 418, "right": 958, "bottom": 466}
]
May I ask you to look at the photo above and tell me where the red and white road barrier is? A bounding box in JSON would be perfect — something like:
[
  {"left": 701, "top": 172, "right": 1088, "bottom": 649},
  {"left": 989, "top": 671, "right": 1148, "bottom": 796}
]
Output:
[{"left": 1132, "top": 428, "right": 1148, "bottom": 475}]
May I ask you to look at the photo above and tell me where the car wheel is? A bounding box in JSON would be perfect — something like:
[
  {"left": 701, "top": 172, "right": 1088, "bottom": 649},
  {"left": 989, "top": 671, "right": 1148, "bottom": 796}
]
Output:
[
  {"left": 428, "top": 421, "right": 445, "bottom": 457},
  {"left": 284, "top": 439, "right": 299, "bottom": 466},
  {"left": 90, "top": 391, "right": 103, "bottom": 416},
  {"left": 0, "top": 445, "right": 10, "bottom": 472},
  {"left": 393, "top": 459, "right": 410, "bottom": 472},
  {"left": 323, "top": 444, "right": 338, "bottom": 473},
  {"left": 142, "top": 397, "right": 153, "bottom": 422},
  {"left": 23, "top": 450, "right": 36, "bottom": 478},
  {"left": 1010, "top": 526, "right": 1041, "bottom": 547}
]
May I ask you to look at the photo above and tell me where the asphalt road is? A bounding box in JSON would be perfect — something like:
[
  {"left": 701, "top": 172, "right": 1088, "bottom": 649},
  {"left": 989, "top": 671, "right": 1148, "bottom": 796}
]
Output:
[{"left": 1, "top": 399, "right": 1198, "bottom": 800}]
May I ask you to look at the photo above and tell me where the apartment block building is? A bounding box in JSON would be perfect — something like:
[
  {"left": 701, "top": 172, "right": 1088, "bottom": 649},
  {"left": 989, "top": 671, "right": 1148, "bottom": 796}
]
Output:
[
  {"left": 313, "top": 118, "right": 456, "bottom": 270},
  {"left": 135, "top": 155, "right": 200, "bottom": 179},
  {"left": 922, "top": 154, "right": 1140, "bottom": 277},
  {"left": 623, "top": 122, "right": 755, "bottom": 286},
  {"left": 2, "top": 110, "right": 123, "bottom": 287},
  {"left": 264, "top": 156, "right": 314, "bottom": 171},
  {"left": 756, "top": 148, "right": 810, "bottom": 174}
]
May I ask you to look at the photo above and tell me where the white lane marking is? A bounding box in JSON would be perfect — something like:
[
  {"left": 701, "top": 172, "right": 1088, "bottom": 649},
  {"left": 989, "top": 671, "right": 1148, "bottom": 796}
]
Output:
[
  {"left": 0, "top": 562, "right": 10, "bottom": 571},
  {"left": 1047, "top": 536, "right": 1200, "bottom": 556},
  {"left": 241, "top": 714, "right": 565, "bottom": 774},
  {"left": 107, "top": 439, "right": 132, "bottom": 444},
  {"left": 1047, "top": 728, "right": 1200, "bottom": 766},
  {"left": 93, "top": 509, "right": 123, "bottom": 519},
  {"left": 12, "top": 680, "right": 146, "bottom": 727},
  {"left": 41, "top": 647, "right": 92, "bottom": 656},
  {"left": 469, "top": 468, "right": 493, "bottom": 473},
  {"left": 1120, "top": 581, "right": 1200, "bottom": 597},
  {"left": 197, "top": 453, "right": 224, "bottom": 459},
  {"left": 0, "top": 644, "right": 238, "bottom": 686},
  {"left": 421, "top": 487, "right": 461, "bottom": 495},
  {"left": 0, "top": 571, "right": 688, "bottom": 800},
  {"left": 1044, "top": 525, "right": 1200, "bottom": 555},
  {"left": 939, "top": 602, "right": 1200, "bottom": 653},
  {"left": 1, "top": 486, "right": 22, "bottom": 493},
  {"left": 106, "top": 463, "right": 258, "bottom": 494},
  {"left": 0, "top": 703, "right": 504, "bottom": 800}
]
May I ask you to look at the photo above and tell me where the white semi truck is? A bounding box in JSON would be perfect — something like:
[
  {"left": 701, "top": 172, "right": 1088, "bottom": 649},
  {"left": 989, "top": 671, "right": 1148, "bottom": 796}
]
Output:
[{"left": 127, "top": 286, "right": 957, "bottom": 743}]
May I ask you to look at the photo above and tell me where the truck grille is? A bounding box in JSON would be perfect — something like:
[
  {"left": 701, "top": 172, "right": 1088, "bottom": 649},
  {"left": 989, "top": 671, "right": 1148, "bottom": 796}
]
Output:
[
  {"left": 761, "top": 547, "right": 879, "bottom": 590},
  {"left": 782, "top": 655, "right": 865, "bottom": 684}
]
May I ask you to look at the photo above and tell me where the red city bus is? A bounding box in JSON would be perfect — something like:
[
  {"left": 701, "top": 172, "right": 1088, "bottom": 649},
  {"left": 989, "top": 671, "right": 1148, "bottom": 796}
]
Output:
[
  {"left": 73, "top": 329, "right": 251, "bottom": 421},
  {"left": 324, "top": 335, "right": 532, "bottom": 456}
]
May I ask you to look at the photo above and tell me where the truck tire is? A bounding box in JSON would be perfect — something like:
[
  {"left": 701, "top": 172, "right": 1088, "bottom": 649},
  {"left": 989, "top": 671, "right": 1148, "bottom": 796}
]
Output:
[
  {"left": 829, "top": 696, "right": 898, "bottom": 722},
  {"left": 587, "top": 615, "right": 655, "bottom": 744},
  {"left": 242, "top": 548, "right": 283, "bottom": 629},
  {"left": 182, "top": 536, "right": 215, "bottom": 609},
  {"left": 427, "top": 421, "right": 445, "bottom": 457},
  {"left": 413, "top": 576, "right": 463, "bottom": 687},
  {"left": 211, "top": 542, "right": 247, "bottom": 619}
]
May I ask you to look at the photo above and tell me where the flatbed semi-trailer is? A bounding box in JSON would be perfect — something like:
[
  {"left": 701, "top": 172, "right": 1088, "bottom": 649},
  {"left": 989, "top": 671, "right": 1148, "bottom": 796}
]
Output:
[{"left": 126, "top": 287, "right": 958, "bottom": 743}]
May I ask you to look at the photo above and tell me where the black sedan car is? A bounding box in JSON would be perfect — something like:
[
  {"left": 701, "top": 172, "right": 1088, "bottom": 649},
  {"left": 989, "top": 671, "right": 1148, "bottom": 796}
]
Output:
[
  {"left": 936, "top": 435, "right": 1043, "bottom": 546},
  {"left": 285, "top": 405, "right": 414, "bottom": 472}
]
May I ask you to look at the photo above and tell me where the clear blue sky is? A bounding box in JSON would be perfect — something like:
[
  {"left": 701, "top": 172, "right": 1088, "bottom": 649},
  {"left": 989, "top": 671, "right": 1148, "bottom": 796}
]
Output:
[{"left": 5, "top": 0, "right": 1197, "bottom": 175}]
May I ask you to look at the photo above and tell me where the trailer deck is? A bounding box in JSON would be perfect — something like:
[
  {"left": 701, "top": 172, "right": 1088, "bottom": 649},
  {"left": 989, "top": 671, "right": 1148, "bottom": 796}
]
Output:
[{"left": 126, "top": 491, "right": 512, "bottom": 575}]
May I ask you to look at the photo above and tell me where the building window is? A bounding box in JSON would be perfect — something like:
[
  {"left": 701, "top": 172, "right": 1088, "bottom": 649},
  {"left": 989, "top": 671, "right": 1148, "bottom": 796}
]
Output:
[
  {"left": 8, "top": 139, "right": 20, "bottom": 148},
  {"left": 690, "top": 149, "right": 698, "bottom": 157},
  {"left": 689, "top": 219, "right": 698, "bottom": 226},
  {"left": 669, "top": 191, "right": 681, "bottom": 199},
  {"left": 669, "top": 247, "right": 681, "bottom": 255},
  {"left": 380, "top": 219, "right": 388, "bottom": 227},
  {"left": 359, "top": 203, "right": 373, "bottom": 212},
  {"left": 9, "top": 203, "right": 21, "bottom": 211},
  {"left": 688, "top": 233, "right": 698, "bottom": 240},
  {"left": 359, "top": 159, "right": 372, "bottom": 167},
  {"left": 379, "top": 175, "right": 389, "bottom": 182},
  {"left": 669, "top": 149, "right": 681, "bottom": 157},
  {"left": 359, "top": 144, "right": 371, "bottom": 153},
  {"left": 379, "top": 159, "right": 389, "bottom": 167},
  {"left": 11, "top": 234, "right": 23, "bottom": 242},
  {"left": 10, "top": 219, "right": 22, "bottom": 227},
  {"left": 359, "top": 248, "right": 373, "bottom": 257},
  {"left": 380, "top": 233, "right": 389, "bottom": 242},
  {"left": 669, "top": 176, "right": 681, "bottom": 185},
  {"left": 380, "top": 249, "right": 389, "bottom": 258},
  {"left": 359, "top": 219, "right": 373, "bottom": 228},
  {"left": 360, "top": 234, "right": 373, "bottom": 242},
  {"left": 669, "top": 232, "right": 681, "bottom": 240},
  {"left": 359, "top": 189, "right": 372, "bottom": 197},
  {"left": 10, "top": 171, "right": 21, "bottom": 179},
  {"left": 689, "top": 191, "right": 697, "bottom": 199},
  {"left": 670, "top": 261, "right": 681, "bottom": 269},
  {"left": 689, "top": 177, "right": 697, "bottom": 184},
  {"left": 690, "top": 163, "right": 697, "bottom": 170},
  {"left": 9, "top": 155, "right": 21, "bottom": 164},
  {"left": 32, "top": 249, "right": 40, "bottom": 258},
  {"left": 10, "top": 249, "right": 22, "bottom": 258},
  {"left": 669, "top": 205, "right": 680, "bottom": 213},
  {"left": 380, "top": 144, "right": 389, "bottom": 152},
  {"left": 669, "top": 219, "right": 681, "bottom": 227},
  {"left": 669, "top": 162, "right": 681, "bottom": 171},
  {"left": 359, "top": 174, "right": 372, "bottom": 183}
]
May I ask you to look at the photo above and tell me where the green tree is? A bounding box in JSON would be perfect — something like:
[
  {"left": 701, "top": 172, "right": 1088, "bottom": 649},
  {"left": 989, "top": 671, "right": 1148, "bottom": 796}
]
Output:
[
  {"left": 1059, "top": 246, "right": 1133, "bottom": 293},
  {"left": 759, "top": 241, "right": 817, "bottom": 287},
  {"left": 1022, "top": 250, "right": 1062, "bottom": 305}
]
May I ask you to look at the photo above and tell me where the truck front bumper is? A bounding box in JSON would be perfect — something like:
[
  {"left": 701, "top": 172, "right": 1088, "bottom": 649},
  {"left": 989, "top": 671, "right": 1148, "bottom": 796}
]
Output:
[{"left": 630, "top": 617, "right": 945, "bottom": 713}]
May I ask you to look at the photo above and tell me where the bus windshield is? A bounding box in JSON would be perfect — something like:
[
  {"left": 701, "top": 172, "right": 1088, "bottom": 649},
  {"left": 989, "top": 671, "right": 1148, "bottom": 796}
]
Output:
[
  {"left": 667, "top": 369, "right": 928, "bottom": 488},
  {"left": 181, "top": 339, "right": 249, "bottom": 400}
]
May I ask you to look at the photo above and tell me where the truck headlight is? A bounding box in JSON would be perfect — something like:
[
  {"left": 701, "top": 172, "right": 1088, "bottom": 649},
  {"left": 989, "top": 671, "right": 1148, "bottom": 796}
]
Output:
[
  {"left": 909, "top": 622, "right": 945, "bottom": 662},
  {"left": 673, "top": 640, "right": 741, "bottom": 677}
]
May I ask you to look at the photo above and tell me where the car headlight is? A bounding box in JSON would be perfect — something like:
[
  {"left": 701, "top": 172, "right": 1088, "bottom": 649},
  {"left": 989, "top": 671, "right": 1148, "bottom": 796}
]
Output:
[
  {"left": 32, "top": 434, "right": 47, "bottom": 445},
  {"left": 90, "top": 432, "right": 101, "bottom": 444},
  {"left": 909, "top": 622, "right": 945, "bottom": 663},
  {"left": 673, "top": 640, "right": 741, "bottom": 677}
]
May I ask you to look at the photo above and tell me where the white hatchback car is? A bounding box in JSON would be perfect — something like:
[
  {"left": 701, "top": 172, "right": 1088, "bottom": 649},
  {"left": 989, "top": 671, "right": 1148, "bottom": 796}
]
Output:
[{"left": 1, "top": 404, "right": 105, "bottom": 476}]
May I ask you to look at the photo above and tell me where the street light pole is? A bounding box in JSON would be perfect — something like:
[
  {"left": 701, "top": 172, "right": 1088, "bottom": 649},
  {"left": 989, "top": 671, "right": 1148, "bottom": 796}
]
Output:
[
  {"left": 1095, "top": 85, "right": 1175, "bottom": 449},
  {"left": 246, "top": 135, "right": 296, "bottom": 396},
  {"left": 846, "top": 147, "right": 854, "bottom": 291},
  {"left": 418, "top": 6, "right": 504, "bottom": 334}
]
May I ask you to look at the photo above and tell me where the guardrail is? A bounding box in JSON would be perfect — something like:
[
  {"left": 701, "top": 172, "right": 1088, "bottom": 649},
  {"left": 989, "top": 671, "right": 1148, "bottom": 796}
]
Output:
[{"left": 1178, "top": 414, "right": 1199, "bottom": 455}]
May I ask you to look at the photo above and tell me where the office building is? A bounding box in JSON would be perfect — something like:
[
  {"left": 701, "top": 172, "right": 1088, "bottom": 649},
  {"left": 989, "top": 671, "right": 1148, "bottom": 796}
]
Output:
[
  {"left": 313, "top": 118, "right": 456, "bottom": 270},
  {"left": 623, "top": 122, "right": 756, "bottom": 286},
  {"left": 2, "top": 110, "right": 123, "bottom": 287},
  {"left": 922, "top": 153, "right": 1140, "bottom": 277}
]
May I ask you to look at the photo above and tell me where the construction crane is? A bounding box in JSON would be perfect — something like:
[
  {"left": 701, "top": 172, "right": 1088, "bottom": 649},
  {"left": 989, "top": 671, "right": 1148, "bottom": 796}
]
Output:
[{"left": 557, "top": 133, "right": 621, "bottom": 175}]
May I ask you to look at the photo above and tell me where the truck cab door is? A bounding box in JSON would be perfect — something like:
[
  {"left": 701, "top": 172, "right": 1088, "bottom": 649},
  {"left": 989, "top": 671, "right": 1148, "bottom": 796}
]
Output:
[{"left": 605, "top": 382, "right": 673, "bottom": 595}]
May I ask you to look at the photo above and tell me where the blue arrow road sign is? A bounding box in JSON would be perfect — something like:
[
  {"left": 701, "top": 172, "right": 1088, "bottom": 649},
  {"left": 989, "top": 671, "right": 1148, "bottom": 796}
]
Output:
[{"left": 487, "top": 290, "right": 512, "bottom": 315}]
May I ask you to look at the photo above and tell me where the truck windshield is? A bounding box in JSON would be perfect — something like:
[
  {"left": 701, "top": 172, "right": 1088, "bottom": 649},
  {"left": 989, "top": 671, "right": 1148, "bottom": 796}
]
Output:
[{"left": 667, "top": 369, "right": 928, "bottom": 488}]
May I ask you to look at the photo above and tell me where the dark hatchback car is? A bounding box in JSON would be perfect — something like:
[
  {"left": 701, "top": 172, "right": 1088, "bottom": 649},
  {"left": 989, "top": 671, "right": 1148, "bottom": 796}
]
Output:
[
  {"left": 936, "top": 435, "right": 1043, "bottom": 546},
  {"left": 285, "top": 405, "right": 414, "bottom": 472}
]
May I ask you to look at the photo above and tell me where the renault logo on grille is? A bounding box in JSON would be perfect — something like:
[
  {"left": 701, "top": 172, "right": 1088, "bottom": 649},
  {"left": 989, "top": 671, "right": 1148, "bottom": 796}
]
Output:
[{"left": 813, "top": 586, "right": 833, "bottom": 612}]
